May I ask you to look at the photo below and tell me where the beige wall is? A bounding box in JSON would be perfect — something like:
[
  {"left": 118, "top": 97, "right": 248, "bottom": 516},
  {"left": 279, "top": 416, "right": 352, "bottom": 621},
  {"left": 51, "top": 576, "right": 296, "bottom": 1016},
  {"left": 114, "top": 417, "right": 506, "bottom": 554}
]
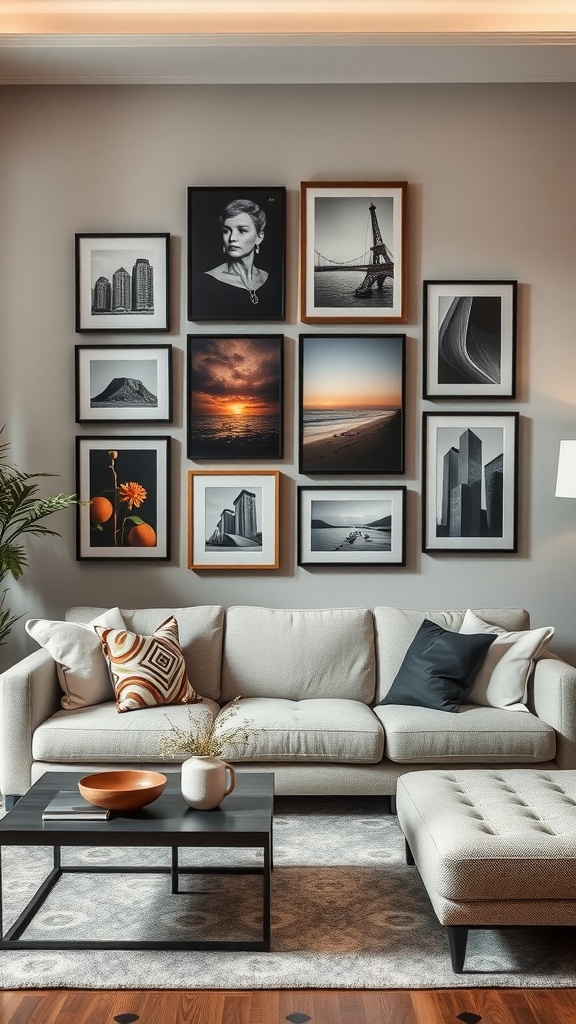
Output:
[{"left": 1, "top": 82, "right": 576, "bottom": 668}]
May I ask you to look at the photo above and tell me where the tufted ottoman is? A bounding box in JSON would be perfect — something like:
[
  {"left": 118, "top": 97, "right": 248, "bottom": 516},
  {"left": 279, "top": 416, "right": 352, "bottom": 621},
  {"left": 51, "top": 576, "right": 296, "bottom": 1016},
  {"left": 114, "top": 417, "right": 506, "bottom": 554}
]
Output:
[{"left": 396, "top": 769, "right": 576, "bottom": 972}]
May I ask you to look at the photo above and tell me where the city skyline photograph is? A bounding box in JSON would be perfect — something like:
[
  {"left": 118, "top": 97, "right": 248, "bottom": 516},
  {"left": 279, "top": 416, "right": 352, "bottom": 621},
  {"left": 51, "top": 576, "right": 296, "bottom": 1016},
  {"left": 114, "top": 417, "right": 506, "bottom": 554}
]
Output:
[{"left": 75, "top": 233, "right": 170, "bottom": 332}]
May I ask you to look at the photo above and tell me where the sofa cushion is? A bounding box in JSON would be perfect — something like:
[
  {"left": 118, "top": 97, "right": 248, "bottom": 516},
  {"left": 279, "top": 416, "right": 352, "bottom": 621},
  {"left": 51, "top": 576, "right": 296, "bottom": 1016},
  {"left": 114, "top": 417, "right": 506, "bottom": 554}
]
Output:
[
  {"left": 215, "top": 697, "right": 384, "bottom": 762},
  {"left": 377, "top": 618, "right": 496, "bottom": 713},
  {"left": 25, "top": 607, "right": 125, "bottom": 709},
  {"left": 459, "top": 609, "right": 554, "bottom": 712},
  {"left": 221, "top": 607, "right": 375, "bottom": 704},
  {"left": 373, "top": 703, "right": 556, "bottom": 764},
  {"left": 66, "top": 605, "right": 224, "bottom": 702},
  {"left": 373, "top": 606, "right": 531, "bottom": 705},
  {"left": 32, "top": 698, "right": 220, "bottom": 763},
  {"left": 96, "top": 616, "right": 203, "bottom": 713}
]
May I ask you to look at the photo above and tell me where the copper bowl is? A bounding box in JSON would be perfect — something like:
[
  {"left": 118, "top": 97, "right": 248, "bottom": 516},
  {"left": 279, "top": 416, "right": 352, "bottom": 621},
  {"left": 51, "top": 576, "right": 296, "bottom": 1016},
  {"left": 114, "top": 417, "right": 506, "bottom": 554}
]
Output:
[{"left": 78, "top": 770, "right": 168, "bottom": 811}]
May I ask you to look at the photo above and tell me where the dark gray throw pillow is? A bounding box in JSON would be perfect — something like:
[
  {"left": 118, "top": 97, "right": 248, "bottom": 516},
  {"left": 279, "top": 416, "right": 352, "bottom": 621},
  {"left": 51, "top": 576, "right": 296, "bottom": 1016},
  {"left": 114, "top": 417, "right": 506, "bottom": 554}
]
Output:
[{"left": 378, "top": 618, "right": 496, "bottom": 713}]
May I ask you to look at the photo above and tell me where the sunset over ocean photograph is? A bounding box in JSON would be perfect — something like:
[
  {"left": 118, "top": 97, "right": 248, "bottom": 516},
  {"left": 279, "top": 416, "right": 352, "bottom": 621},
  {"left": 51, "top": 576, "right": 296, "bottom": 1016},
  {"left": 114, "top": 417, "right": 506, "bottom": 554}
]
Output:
[
  {"left": 299, "top": 333, "right": 405, "bottom": 473},
  {"left": 187, "top": 334, "right": 283, "bottom": 458}
]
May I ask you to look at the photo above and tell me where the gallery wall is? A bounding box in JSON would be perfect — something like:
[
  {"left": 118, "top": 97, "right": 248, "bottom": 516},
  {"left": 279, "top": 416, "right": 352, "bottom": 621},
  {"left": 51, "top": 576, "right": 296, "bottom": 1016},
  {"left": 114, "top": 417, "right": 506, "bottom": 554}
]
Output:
[{"left": 1, "top": 81, "right": 576, "bottom": 669}]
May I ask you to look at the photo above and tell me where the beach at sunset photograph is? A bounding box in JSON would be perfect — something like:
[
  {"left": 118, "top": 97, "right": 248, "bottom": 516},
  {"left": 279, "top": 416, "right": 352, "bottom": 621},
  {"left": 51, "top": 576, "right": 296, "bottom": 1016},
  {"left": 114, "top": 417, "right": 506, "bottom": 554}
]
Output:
[
  {"left": 299, "top": 334, "right": 405, "bottom": 473},
  {"left": 187, "top": 335, "right": 283, "bottom": 459}
]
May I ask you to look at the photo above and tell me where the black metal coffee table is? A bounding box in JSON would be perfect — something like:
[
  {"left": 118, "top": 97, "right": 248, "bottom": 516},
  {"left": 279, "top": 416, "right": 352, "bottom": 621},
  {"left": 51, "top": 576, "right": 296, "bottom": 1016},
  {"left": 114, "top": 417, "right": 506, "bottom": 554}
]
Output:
[{"left": 0, "top": 769, "right": 274, "bottom": 951}]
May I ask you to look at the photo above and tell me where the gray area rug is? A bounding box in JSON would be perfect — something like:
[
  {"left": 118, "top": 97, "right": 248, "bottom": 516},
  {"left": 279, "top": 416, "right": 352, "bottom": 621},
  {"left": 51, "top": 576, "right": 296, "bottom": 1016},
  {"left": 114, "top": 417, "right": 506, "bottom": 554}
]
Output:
[{"left": 1, "top": 796, "right": 575, "bottom": 990}]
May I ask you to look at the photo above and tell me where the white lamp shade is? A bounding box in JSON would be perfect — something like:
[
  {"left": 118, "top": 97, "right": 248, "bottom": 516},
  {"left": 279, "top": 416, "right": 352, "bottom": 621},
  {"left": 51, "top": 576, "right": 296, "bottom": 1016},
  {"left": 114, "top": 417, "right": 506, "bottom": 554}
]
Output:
[{"left": 556, "top": 440, "right": 576, "bottom": 497}]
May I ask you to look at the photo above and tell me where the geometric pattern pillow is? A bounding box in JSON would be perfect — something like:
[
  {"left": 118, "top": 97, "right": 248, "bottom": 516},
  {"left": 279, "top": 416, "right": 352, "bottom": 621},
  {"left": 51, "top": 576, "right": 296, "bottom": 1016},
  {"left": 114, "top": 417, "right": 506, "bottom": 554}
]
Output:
[{"left": 95, "top": 615, "right": 203, "bottom": 714}]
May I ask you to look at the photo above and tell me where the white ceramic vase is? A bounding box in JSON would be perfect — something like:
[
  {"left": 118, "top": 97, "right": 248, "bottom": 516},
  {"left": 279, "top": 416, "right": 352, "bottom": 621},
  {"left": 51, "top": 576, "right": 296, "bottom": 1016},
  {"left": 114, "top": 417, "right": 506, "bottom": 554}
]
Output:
[{"left": 180, "top": 755, "right": 236, "bottom": 810}]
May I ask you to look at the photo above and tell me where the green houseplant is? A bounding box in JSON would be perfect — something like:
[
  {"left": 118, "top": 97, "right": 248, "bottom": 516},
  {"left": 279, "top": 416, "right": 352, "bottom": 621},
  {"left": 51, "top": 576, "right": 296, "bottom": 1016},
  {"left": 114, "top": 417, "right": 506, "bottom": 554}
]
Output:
[{"left": 0, "top": 427, "right": 77, "bottom": 646}]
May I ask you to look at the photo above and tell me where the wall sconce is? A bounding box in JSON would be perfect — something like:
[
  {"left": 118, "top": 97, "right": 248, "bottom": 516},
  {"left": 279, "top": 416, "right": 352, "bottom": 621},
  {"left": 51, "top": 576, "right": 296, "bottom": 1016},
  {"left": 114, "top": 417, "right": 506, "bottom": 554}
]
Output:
[{"left": 556, "top": 440, "right": 576, "bottom": 498}]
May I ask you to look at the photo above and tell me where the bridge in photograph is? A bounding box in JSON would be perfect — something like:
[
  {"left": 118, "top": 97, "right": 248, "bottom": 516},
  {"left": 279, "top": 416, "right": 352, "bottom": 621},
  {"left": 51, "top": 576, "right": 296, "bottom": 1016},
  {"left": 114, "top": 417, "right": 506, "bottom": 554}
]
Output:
[{"left": 313, "top": 201, "right": 394, "bottom": 296}]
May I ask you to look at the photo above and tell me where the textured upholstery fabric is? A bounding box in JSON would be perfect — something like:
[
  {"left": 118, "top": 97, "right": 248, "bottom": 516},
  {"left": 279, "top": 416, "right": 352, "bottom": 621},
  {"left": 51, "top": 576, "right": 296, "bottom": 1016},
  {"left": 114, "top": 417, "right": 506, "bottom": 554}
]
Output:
[
  {"left": 374, "top": 702, "right": 556, "bottom": 763},
  {"left": 66, "top": 605, "right": 224, "bottom": 701},
  {"left": 531, "top": 654, "right": 576, "bottom": 770},
  {"left": 378, "top": 618, "right": 496, "bottom": 713},
  {"left": 96, "top": 616, "right": 202, "bottom": 713},
  {"left": 25, "top": 607, "right": 125, "bottom": 709},
  {"left": 32, "top": 698, "right": 220, "bottom": 763},
  {"left": 459, "top": 609, "right": 554, "bottom": 712},
  {"left": 373, "top": 606, "right": 530, "bottom": 705},
  {"left": 216, "top": 697, "right": 384, "bottom": 763},
  {"left": 221, "top": 607, "right": 375, "bottom": 704},
  {"left": 396, "top": 769, "right": 576, "bottom": 926}
]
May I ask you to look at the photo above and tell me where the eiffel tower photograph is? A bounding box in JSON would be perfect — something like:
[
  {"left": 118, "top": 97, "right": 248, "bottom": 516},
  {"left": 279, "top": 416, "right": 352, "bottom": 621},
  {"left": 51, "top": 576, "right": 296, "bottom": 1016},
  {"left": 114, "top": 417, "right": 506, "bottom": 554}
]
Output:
[{"left": 301, "top": 181, "right": 407, "bottom": 324}]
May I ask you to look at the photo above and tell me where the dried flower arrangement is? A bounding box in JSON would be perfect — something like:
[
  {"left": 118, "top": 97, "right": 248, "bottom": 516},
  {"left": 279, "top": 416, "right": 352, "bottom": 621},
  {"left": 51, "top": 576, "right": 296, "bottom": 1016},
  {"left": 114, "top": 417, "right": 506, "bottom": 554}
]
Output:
[{"left": 159, "top": 695, "right": 261, "bottom": 760}]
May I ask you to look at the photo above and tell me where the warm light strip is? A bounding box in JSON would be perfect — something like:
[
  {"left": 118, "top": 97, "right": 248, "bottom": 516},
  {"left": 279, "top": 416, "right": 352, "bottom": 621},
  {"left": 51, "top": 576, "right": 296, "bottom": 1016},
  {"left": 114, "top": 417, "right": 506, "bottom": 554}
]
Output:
[{"left": 3, "top": 1, "right": 576, "bottom": 36}]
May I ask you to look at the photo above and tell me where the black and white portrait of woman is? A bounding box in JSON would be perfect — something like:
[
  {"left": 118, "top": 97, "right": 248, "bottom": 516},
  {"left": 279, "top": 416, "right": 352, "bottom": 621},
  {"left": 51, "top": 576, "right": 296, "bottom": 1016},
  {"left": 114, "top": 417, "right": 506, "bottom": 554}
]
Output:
[{"left": 188, "top": 187, "right": 286, "bottom": 322}]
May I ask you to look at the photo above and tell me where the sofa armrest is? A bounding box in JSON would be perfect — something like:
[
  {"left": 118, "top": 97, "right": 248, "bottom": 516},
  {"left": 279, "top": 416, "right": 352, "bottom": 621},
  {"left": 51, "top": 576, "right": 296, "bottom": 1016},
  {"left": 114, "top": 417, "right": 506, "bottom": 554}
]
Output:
[
  {"left": 529, "top": 652, "right": 576, "bottom": 769},
  {"left": 0, "top": 649, "right": 61, "bottom": 797}
]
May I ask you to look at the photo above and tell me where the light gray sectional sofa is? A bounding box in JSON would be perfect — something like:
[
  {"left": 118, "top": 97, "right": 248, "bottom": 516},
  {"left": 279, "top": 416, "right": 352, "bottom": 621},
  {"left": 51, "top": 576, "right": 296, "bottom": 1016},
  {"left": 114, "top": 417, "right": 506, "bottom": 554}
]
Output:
[{"left": 2, "top": 604, "right": 576, "bottom": 805}]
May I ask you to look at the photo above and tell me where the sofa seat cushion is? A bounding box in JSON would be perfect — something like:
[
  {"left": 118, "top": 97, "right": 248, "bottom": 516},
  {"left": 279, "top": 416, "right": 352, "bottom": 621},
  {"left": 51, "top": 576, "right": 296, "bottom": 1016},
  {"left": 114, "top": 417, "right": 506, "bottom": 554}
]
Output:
[
  {"left": 373, "top": 703, "right": 556, "bottom": 764},
  {"left": 219, "top": 697, "right": 384, "bottom": 763},
  {"left": 221, "top": 607, "right": 375, "bottom": 704},
  {"left": 32, "top": 698, "right": 220, "bottom": 763}
]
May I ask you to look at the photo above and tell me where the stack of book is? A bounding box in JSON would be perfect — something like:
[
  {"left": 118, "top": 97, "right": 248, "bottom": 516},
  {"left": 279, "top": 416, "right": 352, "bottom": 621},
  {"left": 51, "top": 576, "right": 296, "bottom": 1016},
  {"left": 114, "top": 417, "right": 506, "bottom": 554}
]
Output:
[{"left": 42, "top": 790, "right": 110, "bottom": 821}]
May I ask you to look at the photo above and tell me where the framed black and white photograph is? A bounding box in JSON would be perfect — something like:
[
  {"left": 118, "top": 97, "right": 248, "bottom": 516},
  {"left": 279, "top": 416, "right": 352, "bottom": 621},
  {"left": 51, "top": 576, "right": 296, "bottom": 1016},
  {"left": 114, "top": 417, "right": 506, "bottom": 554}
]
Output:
[
  {"left": 75, "top": 233, "right": 170, "bottom": 332},
  {"left": 299, "top": 333, "right": 405, "bottom": 475},
  {"left": 188, "top": 470, "right": 280, "bottom": 570},
  {"left": 75, "top": 345, "right": 172, "bottom": 423},
  {"left": 76, "top": 436, "right": 170, "bottom": 560},
  {"left": 422, "top": 412, "right": 519, "bottom": 553},
  {"left": 300, "top": 181, "right": 407, "bottom": 324},
  {"left": 187, "top": 187, "right": 286, "bottom": 322},
  {"left": 423, "top": 280, "right": 517, "bottom": 398},
  {"left": 298, "top": 486, "right": 406, "bottom": 567},
  {"left": 187, "top": 334, "right": 283, "bottom": 459}
]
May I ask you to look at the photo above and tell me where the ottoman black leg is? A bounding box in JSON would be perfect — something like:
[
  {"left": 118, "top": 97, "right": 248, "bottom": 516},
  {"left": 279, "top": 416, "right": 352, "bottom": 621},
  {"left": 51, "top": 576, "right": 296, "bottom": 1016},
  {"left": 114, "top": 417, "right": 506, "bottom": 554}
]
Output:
[
  {"left": 405, "top": 839, "right": 415, "bottom": 865},
  {"left": 447, "top": 925, "right": 468, "bottom": 973}
]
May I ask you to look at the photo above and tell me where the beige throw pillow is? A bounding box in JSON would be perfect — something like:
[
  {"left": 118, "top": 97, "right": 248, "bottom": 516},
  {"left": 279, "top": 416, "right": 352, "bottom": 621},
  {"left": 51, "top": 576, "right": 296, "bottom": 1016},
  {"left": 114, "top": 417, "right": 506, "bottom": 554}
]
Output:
[
  {"left": 459, "top": 609, "right": 554, "bottom": 711},
  {"left": 25, "top": 607, "right": 125, "bottom": 709},
  {"left": 95, "top": 615, "right": 202, "bottom": 714}
]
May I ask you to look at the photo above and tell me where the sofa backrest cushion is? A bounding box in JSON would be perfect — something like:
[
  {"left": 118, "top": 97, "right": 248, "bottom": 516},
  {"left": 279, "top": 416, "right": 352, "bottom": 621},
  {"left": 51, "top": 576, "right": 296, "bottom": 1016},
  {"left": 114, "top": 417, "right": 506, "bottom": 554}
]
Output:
[
  {"left": 221, "top": 606, "right": 376, "bottom": 704},
  {"left": 65, "top": 606, "right": 224, "bottom": 702},
  {"left": 373, "top": 606, "right": 530, "bottom": 705}
]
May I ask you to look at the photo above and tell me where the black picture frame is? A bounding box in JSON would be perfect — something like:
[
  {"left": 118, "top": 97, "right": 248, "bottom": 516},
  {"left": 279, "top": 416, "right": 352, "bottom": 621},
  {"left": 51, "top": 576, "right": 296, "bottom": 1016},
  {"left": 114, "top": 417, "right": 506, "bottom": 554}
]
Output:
[
  {"left": 298, "top": 485, "right": 406, "bottom": 567},
  {"left": 422, "top": 411, "right": 519, "bottom": 553},
  {"left": 76, "top": 436, "right": 171, "bottom": 560},
  {"left": 75, "top": 344, "right": 173, "bottom": 424},
  {"left": 423, "top": 280, "right": 517, "bottom": 399},
  {"left": 187, "top": 334, "right": 283, "bottom": 459},
  {"left": 75, "top": 233, "right": 170, "bottom": 333},
  {"left": 187, "top": 186, "right": 286, "bottom": 322},
  {"left": 298, "top": 333, "right": 405, "bottom": 475},
  {"left": 300, "top": 181, "right": 407, "bottom": 324}
]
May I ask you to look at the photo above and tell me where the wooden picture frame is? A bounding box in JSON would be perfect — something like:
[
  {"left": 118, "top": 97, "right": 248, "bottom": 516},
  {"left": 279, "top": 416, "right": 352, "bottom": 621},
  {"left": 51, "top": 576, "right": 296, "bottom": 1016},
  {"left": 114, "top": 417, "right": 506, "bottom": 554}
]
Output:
[
  {"left": 187, "top": 186, "right": 286, "bottom": 322},
  {"left": 299, "top": 333, "right": 405, "bottom": 475},
  {"left": 188, "top": 470, "right": 280, "bottom": 570},
  {"left": 187, "top": 334, "right": 283, "bottom": 459},
  {"left": 76, "top": 436, "right": 170, "bottom": 560},
  {"left": 75, "top": 233, "right": 170, "bottom": 332},
  {"left": 298, "top": 485, "right": 406, "bottom": 567},
  {"left": 300, "top": 181, "right": 407, "bottom": 324},
  {"left": 75, "top": 344, "right": 172, "bottom": 423},
  {"left": 423, "top": 280, "right": 517, "bottom": 399},
  {"left": 422, "top": 411, "right": 519, "bottom": 553}
]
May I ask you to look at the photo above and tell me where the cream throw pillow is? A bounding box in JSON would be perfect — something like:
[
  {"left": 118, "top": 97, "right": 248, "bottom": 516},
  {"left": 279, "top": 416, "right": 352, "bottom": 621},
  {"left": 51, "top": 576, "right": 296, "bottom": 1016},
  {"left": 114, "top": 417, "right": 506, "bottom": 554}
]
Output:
[
  {"left": 95, "top": 615, "right": 202, "bottom": 714},
  {"left": 459, "top": 609, "right": 554, "bottom": 712},
  {"left": 25, "top": 607, "right": 125, "bottom": 710}
]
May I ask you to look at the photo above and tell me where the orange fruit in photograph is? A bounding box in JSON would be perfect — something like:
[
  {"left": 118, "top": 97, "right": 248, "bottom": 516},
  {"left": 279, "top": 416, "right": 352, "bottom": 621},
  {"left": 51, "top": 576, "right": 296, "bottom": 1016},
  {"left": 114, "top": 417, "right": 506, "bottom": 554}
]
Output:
[
  {"left": 128, "top": 523, "right": 157, "bottom": 547},
  {"left": 89, "top": 496, "right": 113, "bottom": 523}
]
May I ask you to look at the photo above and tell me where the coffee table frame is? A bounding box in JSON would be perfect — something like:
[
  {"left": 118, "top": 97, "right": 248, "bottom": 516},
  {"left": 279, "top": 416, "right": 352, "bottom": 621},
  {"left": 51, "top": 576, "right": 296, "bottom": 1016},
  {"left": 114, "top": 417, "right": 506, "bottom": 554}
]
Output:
[{"left": 0, "top": 770, "right": 274, "bottom": 951}]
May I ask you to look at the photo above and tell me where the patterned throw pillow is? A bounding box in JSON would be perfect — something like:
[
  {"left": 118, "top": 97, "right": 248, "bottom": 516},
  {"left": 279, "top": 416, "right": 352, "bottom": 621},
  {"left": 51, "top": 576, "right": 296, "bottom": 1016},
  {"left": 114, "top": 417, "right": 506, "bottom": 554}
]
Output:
[{"left": 95, "top": 616, "right": 202, "bottom": 714}]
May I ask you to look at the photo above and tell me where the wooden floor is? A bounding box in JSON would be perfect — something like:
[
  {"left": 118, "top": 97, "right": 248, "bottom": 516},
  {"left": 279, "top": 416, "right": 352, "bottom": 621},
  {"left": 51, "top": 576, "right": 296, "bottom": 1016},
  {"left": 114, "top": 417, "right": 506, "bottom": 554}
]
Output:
[{"left": 1, "top": 988, "right": 576, "bottom": 1023}]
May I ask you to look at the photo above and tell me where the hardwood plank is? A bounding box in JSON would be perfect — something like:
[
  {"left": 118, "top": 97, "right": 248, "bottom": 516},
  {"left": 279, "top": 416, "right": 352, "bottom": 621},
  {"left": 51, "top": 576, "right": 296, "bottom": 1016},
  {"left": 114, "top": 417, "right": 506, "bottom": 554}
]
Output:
[
  {"left": 248, "top": 989, "right": 280, "bottom": 1024},
  {"left": 372, "top": 990, "right": 417, "bottom": 1024}
]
